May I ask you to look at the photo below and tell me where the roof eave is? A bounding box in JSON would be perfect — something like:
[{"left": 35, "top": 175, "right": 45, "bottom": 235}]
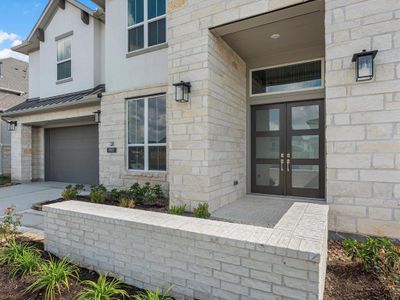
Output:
[{"left": 2, "top": 96, "right": 101, "bottom": 118}]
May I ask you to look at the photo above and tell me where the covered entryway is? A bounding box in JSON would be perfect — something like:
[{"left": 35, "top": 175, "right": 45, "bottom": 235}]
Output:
[{"left": 45, "top": 125, "right": 99, "bottom": 184}]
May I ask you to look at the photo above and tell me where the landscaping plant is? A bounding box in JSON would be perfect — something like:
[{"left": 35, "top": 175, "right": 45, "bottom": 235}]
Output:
[
  {"left": 0, "top": 205, "right": 21, "bottom": 243},
  {"left": 26, "top": 256, "right": 79, "bottom": 300},
  {"left": 62, "top": 184, "right": 84, "bottom": 200},
  {"left": 0, "top": 241, "right": 33, "bottom": 266},
  {"left": 168, "top": 205, "right": 186, "bottom": 215},
  {"left": 193, "top": 203, "right": 211, "bottom": 219},
  {"left": 10, "top": 245, "right": 43, "bottom": 277},
  {"left": 120, "top": 198, "right": 135, "bottom": 208},
  {"left": 0, "top": 175, "right": 11, "bottom": 186},
  {"left": 90, "top": 184, "right": 108, "bottom": 204},
  {"left": 76, "top": 272, "right": 129, "bottom": 300},
  {"left": 344, "top": 237, "right": 400, "bottom": 298},
  {"left": 133, "top": 287, "right": 173, "bottom": 300}
]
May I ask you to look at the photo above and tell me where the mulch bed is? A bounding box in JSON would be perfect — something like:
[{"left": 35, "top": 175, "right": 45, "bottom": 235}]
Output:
[
  {"left": 0, "top": 237, "right": 144, "bottom": 300},
  {"left": 32, "top": 195, "right": 169, "bottom": 213},
  {"left": 324, "top": 240, "right": 393, "bottom": 300}
]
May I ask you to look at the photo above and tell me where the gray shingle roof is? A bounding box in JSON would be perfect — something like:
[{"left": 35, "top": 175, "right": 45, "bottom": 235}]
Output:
[
  {"left": 6, "top": 84, "right": 105, "bottom": 113},
  {"left": 0, "top": 58, "right": 28, "bottom": 93}
]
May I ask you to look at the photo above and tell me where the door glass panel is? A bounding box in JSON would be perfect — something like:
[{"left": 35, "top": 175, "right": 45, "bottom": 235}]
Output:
[
  {"left": 292, "top": 165, "right": 319, "bottom": 189},
  {"left": 256, "top": 109, "right": 280, "bottom": 132},
  {"left": 292, "top": 105, "right": 319, "bottom": 130},
  {"left": 256, "top": 137, "right": 280, "bottom": 159},
  {"left": 256, "top": 164, "right": 280, "bottom": 187},
  {"left": 292, "top": 135, "right": 319, "bottom": 159}
]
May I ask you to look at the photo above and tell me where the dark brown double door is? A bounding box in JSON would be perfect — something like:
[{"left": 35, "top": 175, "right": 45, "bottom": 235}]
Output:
[{"left": 251, "top": 100, "right": 324, "bottom": 198}]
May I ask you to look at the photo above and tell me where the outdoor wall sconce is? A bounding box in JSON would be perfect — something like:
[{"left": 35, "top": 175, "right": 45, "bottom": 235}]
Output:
[
  {"left": 352, "top": 49, "right": 378, "bottom": 82},
  {"left": 94, "top": 110, "right": 101, "bottom": 123},
  {"left": 7, "top": 121, "right": 17, "bottom": 131},
  {"left": 173, "top": 81, "right": 191, "bottom": 103}
]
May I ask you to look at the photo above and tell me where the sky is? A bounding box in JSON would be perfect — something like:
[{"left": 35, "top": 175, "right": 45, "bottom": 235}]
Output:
[{"left": 0, "top": 0, "right": 98, "bottom": 62}]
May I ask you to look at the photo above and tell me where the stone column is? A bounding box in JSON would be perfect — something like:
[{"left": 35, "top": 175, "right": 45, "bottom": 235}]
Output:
[{"left": 11, "top": 124, "right": 32, "bottom": 182}]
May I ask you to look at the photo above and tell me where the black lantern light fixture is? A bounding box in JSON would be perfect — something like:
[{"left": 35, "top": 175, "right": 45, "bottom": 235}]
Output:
[
  {"left": 352, "top": 49, "right": 378, "bottom": 82},
  {"left": 7, "top": 121, "right": 17, "bottom": 131},
  {"left": 94, "top": 110, "right": 101, "bottom": 123},
  {"left": 173, "top": 81, "right": 191, "bottom": 103}
]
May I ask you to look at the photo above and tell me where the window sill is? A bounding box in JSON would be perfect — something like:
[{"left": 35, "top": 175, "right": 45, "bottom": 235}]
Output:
[
  {"left": 126, "top": 43, "right": 168, "bottom": 59},
  {"left": 125, "top": 170, "right": 167, "bottom": 179},
  {"left": 56, "top": 77, "right": 73, "bottom": 85}
]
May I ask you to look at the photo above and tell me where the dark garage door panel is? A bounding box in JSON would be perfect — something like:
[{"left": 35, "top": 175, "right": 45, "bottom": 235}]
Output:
[{"left": 45, "top": 125, "right": 99, "bottom": 185}]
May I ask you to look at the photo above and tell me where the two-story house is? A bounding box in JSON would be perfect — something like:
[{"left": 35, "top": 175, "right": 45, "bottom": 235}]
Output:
[
  {"left": 0, "top": 57, "right": 28, "bottom": 176},
  {"left": 4, "top": 0, "right": 400, "bottom": 240}
]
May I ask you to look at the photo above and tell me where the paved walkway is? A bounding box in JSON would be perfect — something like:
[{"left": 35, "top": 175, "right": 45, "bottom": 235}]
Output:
[
  {"left": 0, "top": 182, "right": 69, "bottom": 232},
  {"left": 213, "top": 194, "right": 324, "bottom": 228}
]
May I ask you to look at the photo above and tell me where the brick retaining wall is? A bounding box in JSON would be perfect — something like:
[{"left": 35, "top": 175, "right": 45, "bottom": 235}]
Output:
[{"left": 44, "top": 201, "right": 328, "bottom": 300}]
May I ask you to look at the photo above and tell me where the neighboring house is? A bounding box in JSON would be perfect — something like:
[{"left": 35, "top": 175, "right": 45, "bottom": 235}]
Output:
[
  {"left": 4, "top": 0, "right": 400, "bottom": 240},
  {"left": 0, "top": 58, "right": 28, "bottom": 176}
]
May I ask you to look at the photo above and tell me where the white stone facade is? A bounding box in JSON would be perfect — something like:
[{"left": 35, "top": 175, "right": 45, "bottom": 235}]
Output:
[
  {"left": 325, "top": 0, "right": 400, "bottom": 238},
  {"left": 44, "top": 200, "right": 328, "bottom": 300}
]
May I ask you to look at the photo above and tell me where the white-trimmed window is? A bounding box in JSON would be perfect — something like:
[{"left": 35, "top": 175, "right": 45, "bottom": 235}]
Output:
[
  {"left": 56, "top": 37, "right": 71, "bottom": 80},
  {"left": 250, "top": 59, "right": 324, "bottom": 96},
  {"left": 127, "top": 0, "right": 166, "bottom": 53},
  {"left": 127, "top": 94, "right": 166, "bottom": 171}
]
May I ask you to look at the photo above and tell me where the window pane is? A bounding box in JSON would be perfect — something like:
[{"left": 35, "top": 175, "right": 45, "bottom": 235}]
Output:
[
  {"left": 292, "top": 135, "right": 319, "bottom": 159},
  {"left": 149, "top": 146, "right": 166, "bottom": 171},
  {"left": 57, "top": 39, "right": 71, "bottom": 62},
  {"left": 128, "top": 99, "right": 145, "bottom": 144},
  {"left": 252, "top": 60, "right": 322, "bottom": 95},
  {"left": 128, "top": 146, "right": 145, "bottom": 170},
  {"left": 128, "top": 0, "right": 144, "bottom": 26},
  {"left": 292, "top": 105, "right": 319, "bottom": 130},
  {"left": 292, "top": 165, "right": 319, "bottom": 189},
  {"left": 57, "top": 61, "right": 71, "bottom": 80},
  {"left": 148, "top": 18, "right": 166, "bottom": 47},
  {"left": 256, "top": 137, "right": 280, "bottom": 159},
  {"left": 148, "top": 0, "right": 165, "bottom": 19},
  {"left": 148, "top": 96, "right": 166, "bottom": 144},
  {"left": 128, "top": 26, "right": 144, "bottom": 52},
  {"left": 255, "top": 108, "right": 279, "bottom": 132},
  {"left": 256, "top": 164, "right": 279, "bottom": 187}
]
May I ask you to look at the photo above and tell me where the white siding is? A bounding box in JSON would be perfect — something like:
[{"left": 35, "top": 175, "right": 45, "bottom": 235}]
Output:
[
  {"left": 104, "top": 0, "right": 167, "bottom": 93},
  {"left": 28, "top": 50, "right": 40, "bottom": 98}
]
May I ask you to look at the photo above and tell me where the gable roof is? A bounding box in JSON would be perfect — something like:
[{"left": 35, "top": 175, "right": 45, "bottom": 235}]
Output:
[
  {"left": 4, "top": 84, "right": 104, "bottom": 116},
  {"left": 13, "top": 0, "right": 104, "bottom": 55}
]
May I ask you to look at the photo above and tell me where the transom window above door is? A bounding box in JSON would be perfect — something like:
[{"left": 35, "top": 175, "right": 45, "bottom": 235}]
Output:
[
  {"left": 127, "top": 95, "right": 166, "bottom": 171},
  {"left": 251, "top": 59, "right": 323, "bottom": 96},
  {"left": 128, "top": 0, "right": 166, "bottom": 53}
]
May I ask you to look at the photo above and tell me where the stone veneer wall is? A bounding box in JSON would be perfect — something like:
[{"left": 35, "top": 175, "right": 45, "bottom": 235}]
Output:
[
  {"left": 44, "top": 201, "right": 328, "bottom": 300},
  {"left": 325, "top": 0, "right": 400, "bottom": 239},
  {"left": 32, "top": 127, "right": 44, "bottom": 181},
  {"left": 11, "top": 124, "right": 32, "bottom": 182},
  {"left": 99, "top": 84, "right": 169, "bottom": 191},
  {"left": 167, "top": 0, "right": 309, "bottom": 211},
  {"left": 0, "top": 144, "right": 11, "bottom": 175}
]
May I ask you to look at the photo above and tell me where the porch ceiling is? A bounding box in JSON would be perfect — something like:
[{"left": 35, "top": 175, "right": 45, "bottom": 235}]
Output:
[
  {"left": 25, "top": 115, "right": 96, "bottom": 128},
  {"left": 211, "top": 0, "right": 325, "bottom": 61}
]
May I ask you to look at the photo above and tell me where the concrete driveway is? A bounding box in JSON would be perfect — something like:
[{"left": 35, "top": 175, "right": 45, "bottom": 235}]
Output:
[{"left": 0, "top": 182, "right": 69, "bottom": 232}]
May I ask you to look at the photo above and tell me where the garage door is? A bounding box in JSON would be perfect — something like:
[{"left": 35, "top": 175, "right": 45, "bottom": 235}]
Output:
[{"left": 45, "top": 125, "right": 99, "bottom": 184}]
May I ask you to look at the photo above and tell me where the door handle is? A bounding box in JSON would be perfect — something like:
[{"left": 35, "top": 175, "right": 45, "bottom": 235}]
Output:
[
  {"left": 287, "top": 158, "right": 290, "bottom": 172},
  {"left": 280, "top": 159, "right": 284, "bottom": 171}
]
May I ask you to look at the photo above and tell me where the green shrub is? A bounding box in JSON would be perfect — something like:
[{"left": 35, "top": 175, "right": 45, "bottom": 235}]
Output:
[
  {"left": 168, "top": 205, "right": 186, "bottom": 216},
  {"left": 11, "top": 246, "right": 43, "bottom": 277},
  {"left": 120, "top": 198, "right": 135, "bottom": 208},
  {"left": 25, "top": 256, "right": 79, "bottom": 300},
  {"left": 62, "top": 184, "right": 84, "bottom": 200},
  {"left": 193, "top": 203, "right": 211, "bottom": 219},
  {"left": 130, "top": 183, "right": 164, "bottom": 205},
  {"left": 0, "top": 176, "right": 11, "bottom": 186},
  {"left": 76, "top": 273, "right": 129, "bottom": 300},
  {"left": 0, "top": 205, "right": 21, "bottom": 243},
  {"left": 344, "top": 237, "right": 400, "bottom": 298},
  {"left": 133, "top": 287, "right": 173, "bottom": 300},
  {"left": 0, "top": 241, "right": 32, "bottom": 266},
  {"left": 152, "top": 184, "right": 164, "bottom": 199},
  {"left": 90, "top": 185, "right": 108, "bottom": 204}
]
